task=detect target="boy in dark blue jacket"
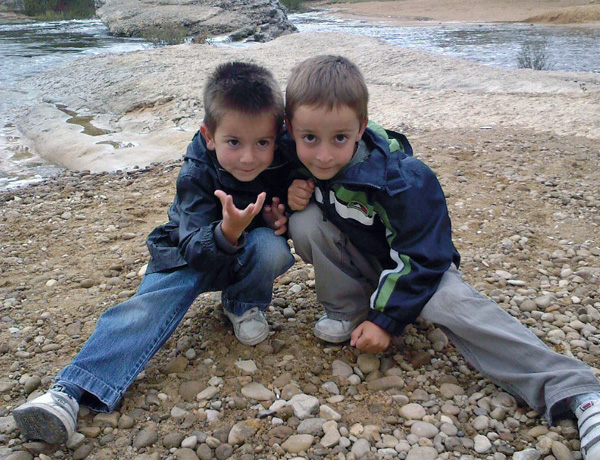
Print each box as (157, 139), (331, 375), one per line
(13, 61), (294, 445)
(285, 55), (600, 459)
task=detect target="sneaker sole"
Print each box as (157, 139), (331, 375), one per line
(313, 327), (352, 344)
(223, 309), (269, 346)
(13, 406), (69, 444)
(237, 328), (269, 346)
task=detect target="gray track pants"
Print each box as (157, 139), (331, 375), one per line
(289, 203), (600, 423)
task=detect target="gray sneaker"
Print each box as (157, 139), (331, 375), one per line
(223, 306), (269, 346)
(314, 314), (367, 343)
(13, 390), (78, 445)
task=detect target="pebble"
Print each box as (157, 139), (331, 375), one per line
(174, 448), (199, 460)
(366, 375), (404, 391)
(400, 403), (426, 420)
(281, 434), (314, 453)
(288, 393), (320, 419)
(133, 429), (158, 448)
(405, 445), (439, 460)
(410, 421), (439, 438)
(241, 382), (275, 401)
(351, 438), (371, 458)
(331, 360), (353, 378)
(228, 419), (260, 445)
(474, 434), (492, 453)
(357, 353), (380, 373)
(513, 449), (542, 460)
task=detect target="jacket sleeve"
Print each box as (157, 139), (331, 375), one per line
(175, 164), (243, 272)
(367, 159), (457, 335)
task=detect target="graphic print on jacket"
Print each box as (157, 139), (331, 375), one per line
(313, 182), (412, 314)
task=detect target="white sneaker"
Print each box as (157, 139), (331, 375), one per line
(223, 306), (269, 346)
(13, 390), (79, 445)
(576, 399), (600, 460)
(314, 313), (367, 343)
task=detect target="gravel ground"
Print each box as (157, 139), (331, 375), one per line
(1, 124), (599, 460)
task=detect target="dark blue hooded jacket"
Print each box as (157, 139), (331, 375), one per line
(145, 130), (289, 275)
(293, 125), (461, 335)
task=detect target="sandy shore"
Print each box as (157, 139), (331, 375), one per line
(319, 0), (600, 25)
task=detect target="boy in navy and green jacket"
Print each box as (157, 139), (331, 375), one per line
(285, 55), (600, 459)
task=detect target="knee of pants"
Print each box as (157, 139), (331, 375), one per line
(289, 204), (328, 259)
(429, 279), (481, 315)
(247, 228), (294, 274)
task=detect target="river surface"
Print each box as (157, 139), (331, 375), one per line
(0, 19), (147, 190)
(1, 13), (599, 191)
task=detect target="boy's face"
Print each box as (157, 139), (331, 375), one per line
(288, 103), (367, 181)
(201, 110), (278, 182)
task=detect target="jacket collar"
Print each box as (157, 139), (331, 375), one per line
(333, 127), (411, 195)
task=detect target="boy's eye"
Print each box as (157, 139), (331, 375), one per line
(334, 134), (348, 143)
(227, 139), (240, 146)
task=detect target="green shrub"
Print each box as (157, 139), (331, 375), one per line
(142, 24), (189, 47)
(517, 41), (552, 71)
(280, 0), (304, 11)
(24, 0), (95, 19)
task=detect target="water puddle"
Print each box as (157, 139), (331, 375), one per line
(56, 104), (114, 136)
(96, 140), (135, 149)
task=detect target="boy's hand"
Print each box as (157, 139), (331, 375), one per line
(215, 190), (266, 246)
(288, 178), (315, 211)
(350, 321), (392, 353)
(262, 197), (288, 236)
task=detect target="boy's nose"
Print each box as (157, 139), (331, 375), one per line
(315, 146), (332, 163)
(239, 148), (254, 163)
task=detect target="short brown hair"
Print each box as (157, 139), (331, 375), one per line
(203, 61), (284, 134)
(285, 55), (368, 126)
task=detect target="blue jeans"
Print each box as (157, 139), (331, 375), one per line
(56, 228), (294, 412)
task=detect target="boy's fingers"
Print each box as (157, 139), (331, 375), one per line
(214, 189), (226, 204)
(350, 323), (364, 346)
(255, 192), (266, 209)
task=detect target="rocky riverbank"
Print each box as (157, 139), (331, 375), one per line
(1, 10), (600, 460)
(1, 121), (599, 459)
(94, 0), (296, 43)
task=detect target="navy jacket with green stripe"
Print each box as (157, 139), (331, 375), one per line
(292, 124), (461, 336)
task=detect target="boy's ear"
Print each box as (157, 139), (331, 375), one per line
(200, 123), (216, 151)
(358, 118), (368, 138)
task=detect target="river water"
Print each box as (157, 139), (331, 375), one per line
(0, 19), (147, 190)
(1, 13), (599, 191)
